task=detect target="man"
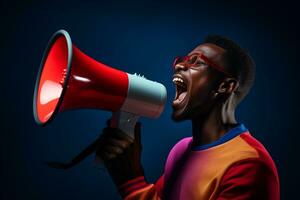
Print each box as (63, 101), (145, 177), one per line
(96, 35), (280, 200)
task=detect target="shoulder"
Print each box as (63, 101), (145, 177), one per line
(167, 137), (193, 160)
(238, 133), (278, 173)
(164, 137), (192, 178)
(171, 137), (193, 152)
(219, 132), (278, 173)
(217, 133), (280, 200)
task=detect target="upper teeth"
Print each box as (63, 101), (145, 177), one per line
(173, 77), (184, 84)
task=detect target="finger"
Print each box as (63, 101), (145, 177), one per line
(97, 145), (124, 157)
(98, 133), (133, 149)
(101, 130), (134, 146)
(101, 151), (116, 160)
(97, 148), (118, 160)
(108, 138), (132, 149)
(103, 128), (134, 143)
(106, 145), (124, 155)
(115, 130), (134, 143)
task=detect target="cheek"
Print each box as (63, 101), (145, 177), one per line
(190, 72), (210, 96)
(188, 72), (217, 106)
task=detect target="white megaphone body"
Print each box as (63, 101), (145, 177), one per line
(33, 30), (167, 138)
(33, 30), (167, 169)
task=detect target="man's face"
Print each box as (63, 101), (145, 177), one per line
(171, 43), (228, 121)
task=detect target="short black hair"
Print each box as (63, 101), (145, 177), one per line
(204, 35), (256, 106)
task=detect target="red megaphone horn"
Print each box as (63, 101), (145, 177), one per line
(33, 30), (167, 131)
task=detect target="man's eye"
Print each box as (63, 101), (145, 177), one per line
(188, 56), (198, 64)
(196, 60), (207, 66)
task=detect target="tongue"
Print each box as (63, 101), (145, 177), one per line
(178, 91), (187, 101)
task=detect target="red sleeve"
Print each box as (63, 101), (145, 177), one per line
(118, 175), (164, 200)
(217, 159), (280, 200)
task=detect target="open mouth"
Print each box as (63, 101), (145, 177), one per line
(172, 75), (188, 105)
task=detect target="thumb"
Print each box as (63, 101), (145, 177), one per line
(134, 122), (142, 145)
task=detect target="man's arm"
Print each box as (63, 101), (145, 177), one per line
(118, 175), (164, 200)
(217, 159), (280, 200)
(96, 122), (164, 199)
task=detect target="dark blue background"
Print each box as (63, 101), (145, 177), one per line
(1, 0), (299, 199)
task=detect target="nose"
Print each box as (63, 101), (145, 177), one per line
(174, 63), (188, 72)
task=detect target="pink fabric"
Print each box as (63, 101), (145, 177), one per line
(164, 137), (192, 183)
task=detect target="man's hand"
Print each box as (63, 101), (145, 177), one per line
(96, 121), (144, 186)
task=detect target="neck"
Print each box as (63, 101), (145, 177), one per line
(191, 102), (237, 147)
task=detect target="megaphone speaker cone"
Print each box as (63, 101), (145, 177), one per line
(33, 30), (130, 126)
(33, 30), (73, 125)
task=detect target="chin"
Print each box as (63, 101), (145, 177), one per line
(171, 108), (190, 122)
(171, 114), (183, 122)
(172, 102), (209, 122)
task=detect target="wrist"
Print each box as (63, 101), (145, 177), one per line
(118, 176), (148, 198)
(108, 166), (144, 186)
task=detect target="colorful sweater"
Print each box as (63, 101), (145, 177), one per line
(118, 124), (280, 200)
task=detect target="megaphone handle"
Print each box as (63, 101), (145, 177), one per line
(111, 111), (140, 139)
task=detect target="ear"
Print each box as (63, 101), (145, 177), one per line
(217, 78), (239, 95)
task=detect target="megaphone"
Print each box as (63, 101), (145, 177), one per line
(33, 30), (167, 169)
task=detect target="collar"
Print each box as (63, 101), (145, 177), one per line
(192, 124), (248, 151)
